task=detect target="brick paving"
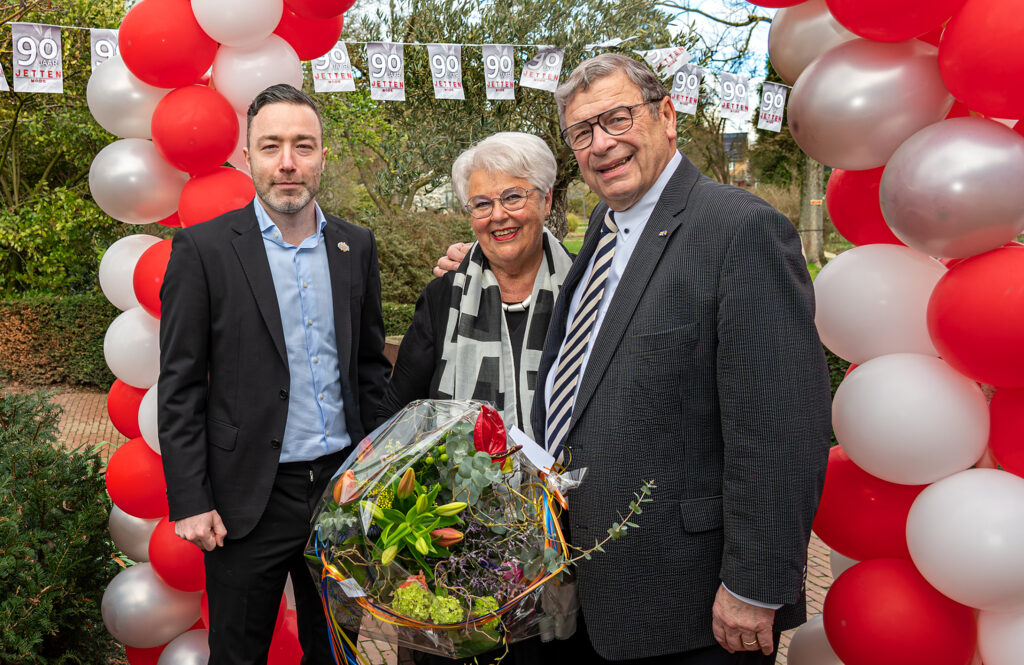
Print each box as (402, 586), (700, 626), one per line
(8, 382), (833, 663)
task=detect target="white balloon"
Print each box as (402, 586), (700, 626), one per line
(227, 112), (250, 174)
(908, 469), (1024, 612)
(101, 563), (202, 649)
(814, 244), (945, 364)
(212, 35), (303, 114)
(99, 234), (162, 311)
(829, 549), (858, 580)
(104, 308), (161, 389)
(108, 505), (160, 562)
(192, 0), (282, 48)
(157, 629), (210, 665)
(89, 139), (188, 225)
(87, 54), (170, 139)
(832, 353), (989, 485)
(978, 609), (1024, 665)
(768, 0), (857, 86)
(139, 385), (160, 455)
(786, 615), (845, 665)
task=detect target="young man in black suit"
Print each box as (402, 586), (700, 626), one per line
(158, 84), (391, 664)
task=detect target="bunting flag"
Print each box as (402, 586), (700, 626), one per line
(757, 81), (789, 133)
(637, 46), (689, 80)
(482, 44), (515, 101)
(12, 23), (63, 93)
(520, 46), (563, 92)
(718, 72), (750, 122)
(312, 42), (356, 93)
(366, 42), (406, 101)
(670, 63), (702, 116)
(426, 44), (464, 100)
(584, 37), (636, 51)
(90, 28), (119, 71)
(0, 63), (9, 92)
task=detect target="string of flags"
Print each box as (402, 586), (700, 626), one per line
(0, 21), (791, 133)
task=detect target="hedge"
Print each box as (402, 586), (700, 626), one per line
(0, 294), (416, 389)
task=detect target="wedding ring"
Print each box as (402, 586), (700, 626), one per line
(743, 640), (758, 646)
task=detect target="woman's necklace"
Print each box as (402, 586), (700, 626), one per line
(502, 294), (532, 313)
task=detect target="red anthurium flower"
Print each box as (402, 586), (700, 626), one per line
(473, 404), (508, 463)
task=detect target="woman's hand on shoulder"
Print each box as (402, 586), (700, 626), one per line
(432, 242), (472, 277)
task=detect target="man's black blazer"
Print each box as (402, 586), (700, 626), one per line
(158, 202), (391, 539)
(531, 157), (832, 660)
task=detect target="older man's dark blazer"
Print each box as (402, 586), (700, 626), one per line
(158, 202), (391, 539)
(531, 157), (832, 660)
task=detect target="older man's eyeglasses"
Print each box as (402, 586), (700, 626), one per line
(465, 187), (539, 219)
(560, 100), (660, 151)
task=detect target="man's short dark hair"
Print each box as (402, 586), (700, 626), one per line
(246, 84), (324, 145)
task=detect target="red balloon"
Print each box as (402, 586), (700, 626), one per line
(152, 86), (239, 175)
(826, 0), (966, 42)
(917, 25), (945, 46)
(1015, 119), (1024, 139)
(107, 379), (146, 439)
(268, 609), (303, 665)
(274, 8), (344, 61)
(939, 0), (1024, 118)
(133, 239), (173, 319)
(149, 517), (206, 592)
(119, 0), (218, 89)
(284, 0), (354, 19)
(946, 99), (972, 119)
(988, 388), (1024, 478)
(157, 211), (182, 228)
(125, 643), (167, 665)
(106, 437), (169, 519)
(813, 446), (927, 560)
(927, 246), (1024, 387)
(178, 167), (255, 227)
(823, 559), (976, 665)
(844, 363), (859, 378)
(826, 167), (905, 246)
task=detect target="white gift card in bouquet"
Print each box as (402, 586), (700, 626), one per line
(307, 400), (585, 660)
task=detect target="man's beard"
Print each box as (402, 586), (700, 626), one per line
(257, 180), (319, 215)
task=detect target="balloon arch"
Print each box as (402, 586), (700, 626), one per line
(93, 0), (1024, 664)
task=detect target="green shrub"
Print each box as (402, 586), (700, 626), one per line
(0, 391), (120, 664)
(565, 213), (581, 234)
(0, 188), (130, 298)
(0, 294), (117, 388)
(383, 302), (415, 337)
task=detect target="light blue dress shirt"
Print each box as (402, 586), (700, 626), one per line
(254, 198), (350, 463)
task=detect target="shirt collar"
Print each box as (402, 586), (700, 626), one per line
(612, 151), (683, 229)
(253, 196), (327, 240)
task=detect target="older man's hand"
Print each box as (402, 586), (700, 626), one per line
(711, 585), (775, 656)
(432, 242), (472, 277)
(174, 509), (227, 551)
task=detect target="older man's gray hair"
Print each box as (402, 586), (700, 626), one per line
(553, 53), (668, 127)
(450, 132), (557, 206)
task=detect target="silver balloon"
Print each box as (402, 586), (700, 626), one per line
(786, 616), (844, 665)
(829, 549), (858, 580)
(880, 117), (1024, 258)
(157, 629), (210, 665)
(788, 39), (954, 170)
(102, 563), (202, 648)
(769, 0), (857, 85)
(109, 505), (160, 562)
(89, 138), (188, 225)
(87, 54), (170, 139)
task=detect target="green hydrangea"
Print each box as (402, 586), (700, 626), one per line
(429, 595), (464, 624)
(392, 584), (432, 621)
(472, 596), (500, 628)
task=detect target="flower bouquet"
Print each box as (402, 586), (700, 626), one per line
(307, 399), (581, 661)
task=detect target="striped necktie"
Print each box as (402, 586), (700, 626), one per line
(546, 210), (618, 457)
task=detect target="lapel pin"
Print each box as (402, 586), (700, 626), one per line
(337, 241), (350, 252)
(658, 230), (668, 237)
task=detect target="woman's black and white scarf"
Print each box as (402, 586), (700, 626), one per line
(434, 228), (573, 440)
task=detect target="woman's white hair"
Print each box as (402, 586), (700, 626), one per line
(451, 132), (557, 206)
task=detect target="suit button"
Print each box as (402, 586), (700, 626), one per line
(270, 439), (281, 448)
(279, 390), (288, 400)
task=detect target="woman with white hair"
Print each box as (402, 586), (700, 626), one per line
(378, 132), (573, 442)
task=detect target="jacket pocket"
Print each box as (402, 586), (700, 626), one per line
(207, 418), (239, 451)
(680, 495), (723, 533)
